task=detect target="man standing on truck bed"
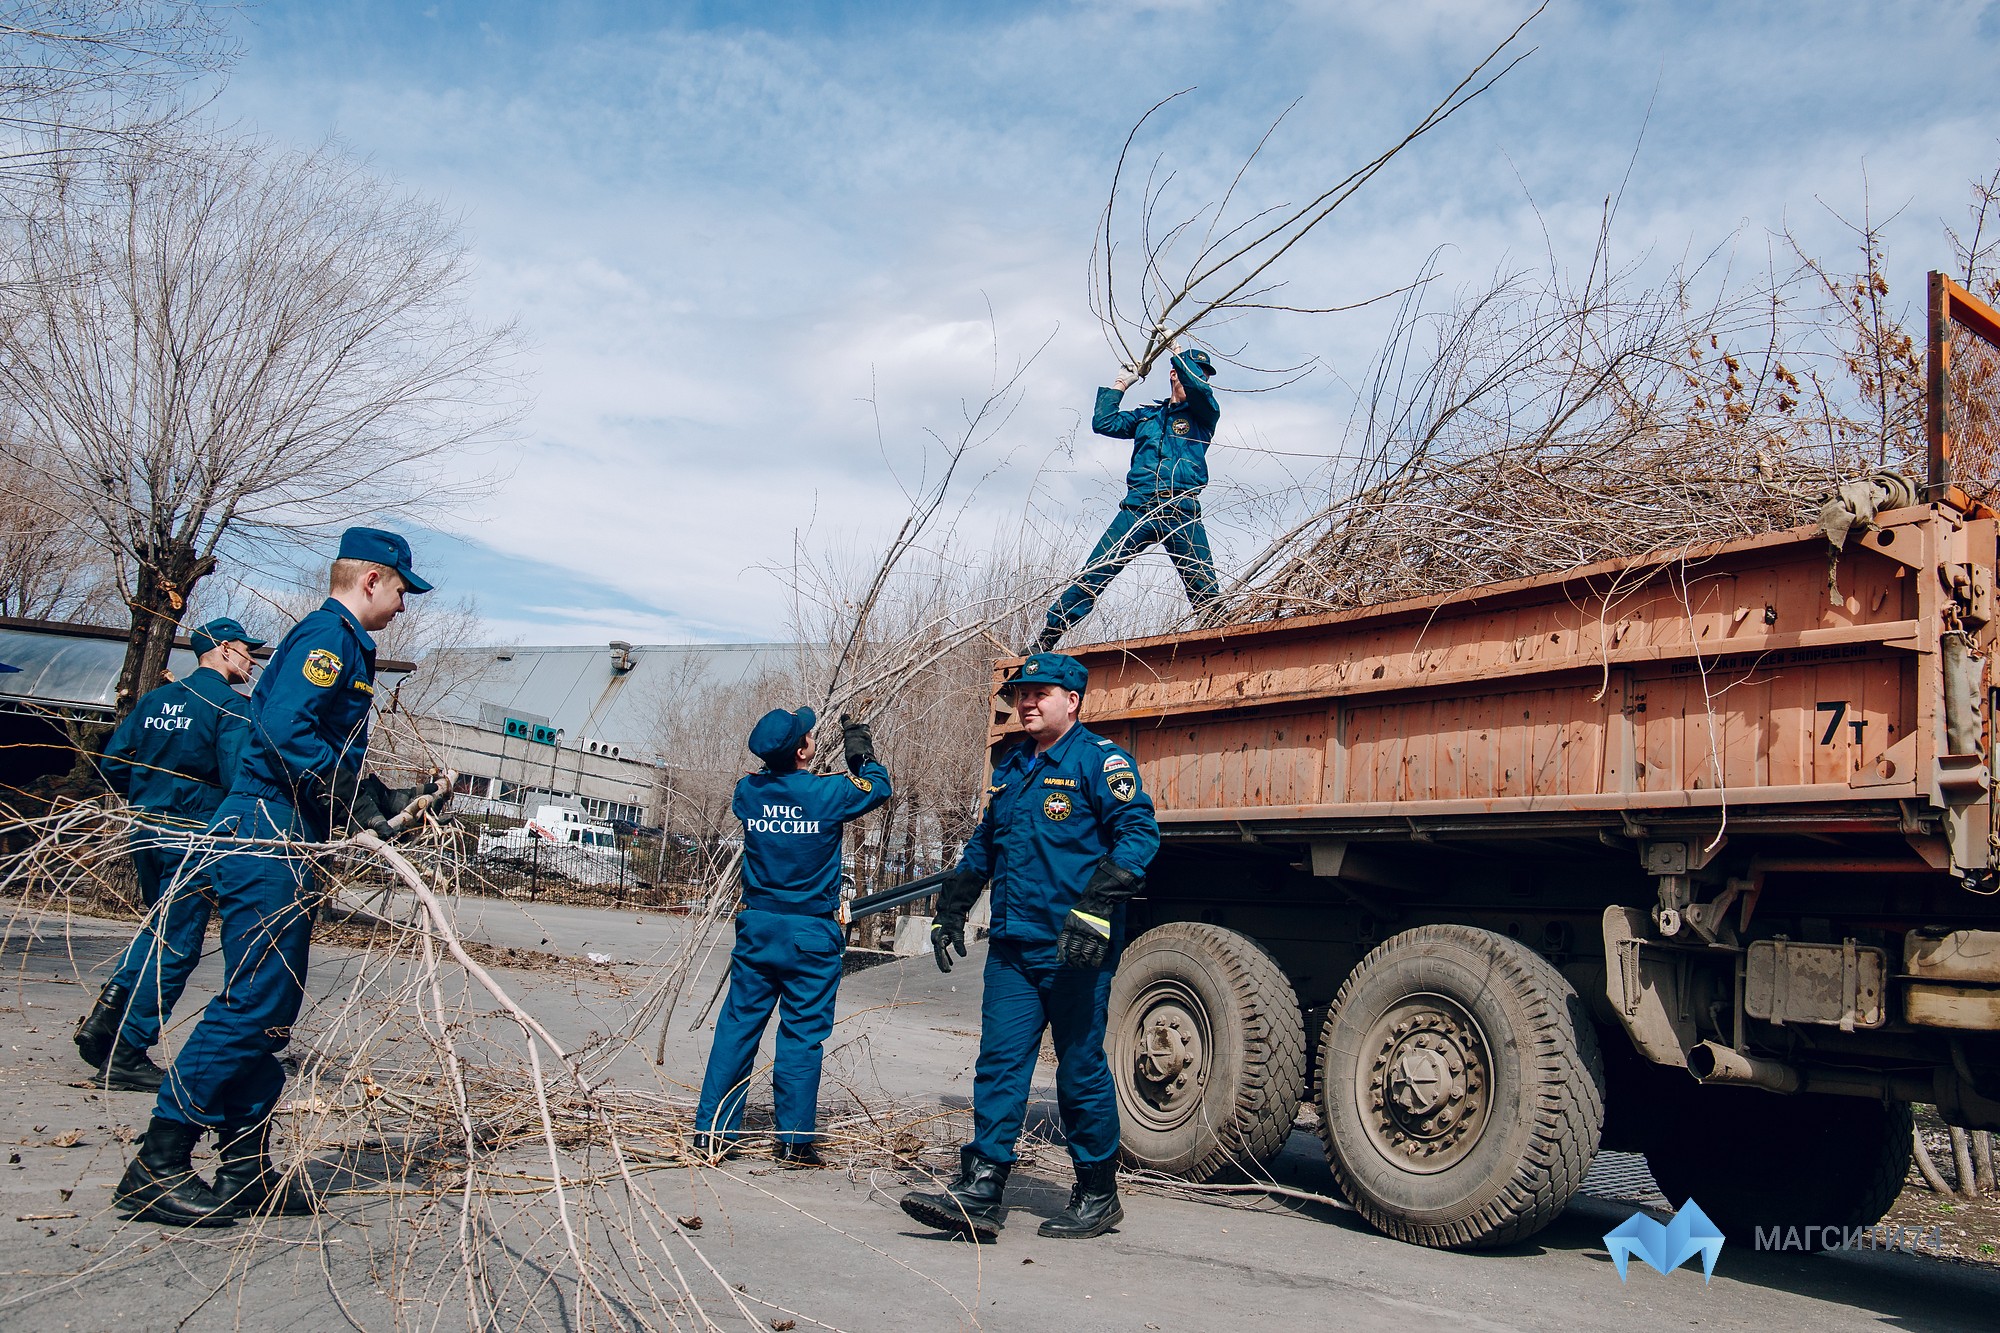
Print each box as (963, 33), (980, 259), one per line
(901, 652), (1158, 1241)
(75, 616), (265, 1092)
(694, 708), (891, 1166)
(1033, 339), (1221, 653)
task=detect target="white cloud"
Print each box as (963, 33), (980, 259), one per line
(219, 1), (2000, 642)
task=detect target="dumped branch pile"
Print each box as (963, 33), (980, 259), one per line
(1219, 252), (1868, 620)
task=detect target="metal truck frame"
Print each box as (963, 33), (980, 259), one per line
(985, 273), (2000, 1250)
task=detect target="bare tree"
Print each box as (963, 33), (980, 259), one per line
(0, 427), (118, 620)
(1089, 6), (1543, 383)
(0, 130), (522, 718)
(0, 2), (236, 178)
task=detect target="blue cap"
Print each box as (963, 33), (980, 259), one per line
(189, 616), (266, 657)
(1002, 652), (1087, 696)
(1176, 347), (1217, 381)
(337, 526), (433, 594)
(747, 706), (816, 761)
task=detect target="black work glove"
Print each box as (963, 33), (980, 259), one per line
(838, 714), (877, 774)
(333, 771), (437, 840)
(929, 868), (985, 973)
(374, 777), (442, 832)
(1057, 860), (1141, 970)
(329, 767), (385, 836)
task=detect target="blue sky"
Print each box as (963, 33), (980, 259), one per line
(215, 1), (2000, 644)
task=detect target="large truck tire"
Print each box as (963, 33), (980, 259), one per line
(1643, 1087), (1911, 1247)
(1316, 924), (1605, 1249)
(1108, 922), (1307, 1181)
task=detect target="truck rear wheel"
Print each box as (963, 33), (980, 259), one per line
(1643, 1087), (1911, 1247)
(1317, 924), (1604, 1248)
(1108, 922), (1306, 1181)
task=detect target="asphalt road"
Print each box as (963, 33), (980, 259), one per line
(0, 896), (1993, 1332)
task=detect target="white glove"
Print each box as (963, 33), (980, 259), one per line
(1111, 366), (1141, 392)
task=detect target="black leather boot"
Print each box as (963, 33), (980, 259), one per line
(691, 1130), (738, 1163)
(74, 983), (130, 1069)
(774, 1139), (824, 1169)
(100, 1038), (165, 1092)
(899, 1146), (1010, 1242)
(212, 1119), (317, 1218)
(113, 1116), (234, 1228)
(1038, 1157), (1123, 1238)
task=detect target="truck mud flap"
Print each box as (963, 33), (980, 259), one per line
(1602, 906), (1691, 1067)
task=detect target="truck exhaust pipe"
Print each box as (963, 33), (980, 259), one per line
(1686, 1041), (1801, 1094)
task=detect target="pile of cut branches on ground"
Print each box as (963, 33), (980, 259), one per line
(0, 798), (1000, 1329)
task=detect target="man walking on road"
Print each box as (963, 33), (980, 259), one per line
(1035, 342), (1222, 653)
(901, 652), (1158, 1241)
(695, 709), (891, 1166)
(112, 528), (439, 1228)
(75, 617), (264, 1091)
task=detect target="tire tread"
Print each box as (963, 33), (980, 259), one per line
(1118, 922), (1308, 1183)
(1316, 924), (1604, 1249)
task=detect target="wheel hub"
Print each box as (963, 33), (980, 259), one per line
(1357, 996), (1490, 1175)
(1119, 990), (1209, 1131)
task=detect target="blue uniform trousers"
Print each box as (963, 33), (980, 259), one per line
(694, 910), (845, 1146)
(109, 831), (216, 1052)
(1045, 501), (1218, 637)
(968, 938), (1121, 1166)
(156, 795), (317, 1130)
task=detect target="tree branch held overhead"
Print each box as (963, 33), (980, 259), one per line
(1088, 5), (1544, 383)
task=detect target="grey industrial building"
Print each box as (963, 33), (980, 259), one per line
(424, 641), (798, 828)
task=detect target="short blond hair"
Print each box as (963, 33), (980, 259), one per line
(329, 557), (400, 594)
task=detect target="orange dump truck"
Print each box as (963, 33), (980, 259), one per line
(994, 276), (2000, 1253)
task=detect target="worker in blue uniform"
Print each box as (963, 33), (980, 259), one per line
(113, 528), (438, 1228)
(74, 616), (264, 1092)
(694, 707), (891, 1167)
(1035, 343), (1222, 653)
(901, 652), (1158, 1242)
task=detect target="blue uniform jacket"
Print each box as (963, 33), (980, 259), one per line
(1093, 349), (1221, 506)
(230, 598), (378, 836)
(100, 667), (250, 828)
(953, 723), (1159, 946)
(733, 760), (892, 915)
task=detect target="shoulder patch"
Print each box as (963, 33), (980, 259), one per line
(1102, 753), (1131, 773)
(847, 773), (872, 792)
(302, 648), (341, 688)
(1108, 771), (1138, 803)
